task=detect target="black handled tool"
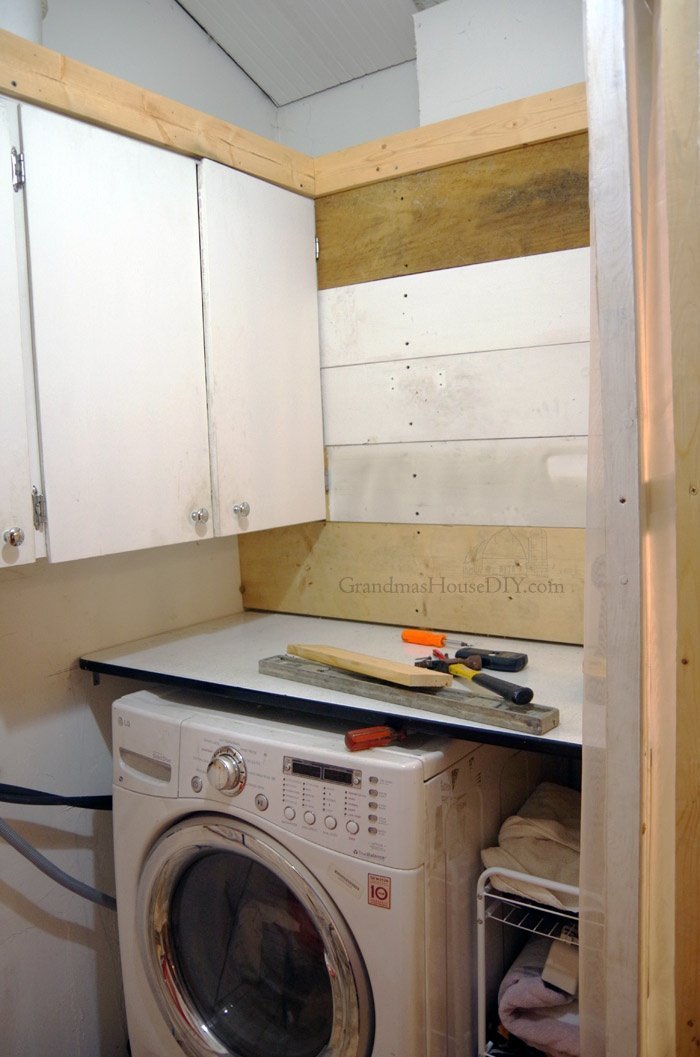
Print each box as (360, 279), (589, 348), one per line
(415, 656), (534, 705)
(400, 629), (527, 671)
(454, 646), (528, 672)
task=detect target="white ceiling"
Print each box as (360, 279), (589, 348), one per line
(176, 0), (445, 107)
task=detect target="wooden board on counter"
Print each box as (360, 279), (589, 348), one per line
(239, 521), (585, 644)
(315, 132), (589, 289)
(260, 653), (560, 736)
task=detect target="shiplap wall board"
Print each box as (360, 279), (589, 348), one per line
(321, 343), (589, 446)
(327, 438), (588, 527)
(319, 248), (590, 530)
(319, 248), (591, 367)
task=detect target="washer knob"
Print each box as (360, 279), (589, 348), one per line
(207, 747), (246, 795)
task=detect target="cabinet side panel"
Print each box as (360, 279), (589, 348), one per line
(0, 98), (35, 567)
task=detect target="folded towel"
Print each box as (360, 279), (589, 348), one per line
(482, 782), (580, 909)
(498, 937), (580, 1057)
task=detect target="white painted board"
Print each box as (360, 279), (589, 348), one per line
(198, 159), (326, 537)
(20, 105), (213, 563)
(327, 437), (588, 527)
(0, 99), (35, 568)
(322, 343), (589, 445)
(319, 249), (590, 368)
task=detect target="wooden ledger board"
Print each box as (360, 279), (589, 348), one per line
(259, 654), (559, 736)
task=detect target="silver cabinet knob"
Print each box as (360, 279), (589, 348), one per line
(190, 508), (210, 524)
(207, 747), (246, 796)
(233, 502), (250, 518)
(3, 527), (25, 547)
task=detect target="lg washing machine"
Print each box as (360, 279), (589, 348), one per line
(112, 688), (546, 1057)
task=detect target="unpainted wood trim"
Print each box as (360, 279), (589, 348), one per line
(585, 0), (643, 1051)
(0, 29), (316, 194)
(660, 0), (700, 1048)
(0, 30), (588, 202)
(313, 82), (588, 196)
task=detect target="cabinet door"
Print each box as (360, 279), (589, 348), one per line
(20, 106), (213, 563)
(199, 160), (326, 536)
(0, 99), (36, 568)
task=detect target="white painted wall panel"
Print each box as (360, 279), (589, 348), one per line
(322, 343), (589, 446)
(414, 0), (584, 125)
(41, 0), (277, 138)
(328, 438), (587, 527)
(276, 62), (419, 155)
(319, 249), (590, 368)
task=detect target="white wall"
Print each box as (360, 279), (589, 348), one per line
(277, 61), (419, 155)
(41, 0), (277, 138)
(414, 0), (584, 124)
(0, 540), (241, 1056)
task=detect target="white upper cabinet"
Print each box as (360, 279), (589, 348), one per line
(198, 159), (326, 536)
(20, 105), (213, 563)
(0, 99), (37, 569)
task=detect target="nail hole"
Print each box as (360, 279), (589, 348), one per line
(619, 496), (627, 503)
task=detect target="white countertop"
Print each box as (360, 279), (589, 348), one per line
(81, 611), (582, 752)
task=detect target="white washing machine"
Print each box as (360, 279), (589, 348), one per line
(112, 688), (547, 1057)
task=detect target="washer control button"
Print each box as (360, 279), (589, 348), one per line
(255, 794), (269, 811)
(283, 805), (296, 821)
(303, 811), (316, 826)
(346, 819), (360, 835)
(368, 826), (378, 835)
(368, 814), (378, 822)
(324, 815), (337, 830)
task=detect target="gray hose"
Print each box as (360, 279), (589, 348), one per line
(0, 817), (117, 911)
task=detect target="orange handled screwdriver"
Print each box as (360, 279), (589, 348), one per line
(401, 628), (528, 672)
(344, 726), (407, 752)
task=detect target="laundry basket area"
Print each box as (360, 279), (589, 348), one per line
(475, 782), (586, 1057)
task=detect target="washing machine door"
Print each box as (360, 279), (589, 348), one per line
(137, 815), (374, 1057)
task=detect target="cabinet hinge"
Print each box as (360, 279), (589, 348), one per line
(11, 147), (25, 191)
(315, 236), (320, 261)
(32, 486), (47, 530)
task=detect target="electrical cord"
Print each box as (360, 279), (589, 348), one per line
(0, 783), (116, 911)
(0, 782), (112, 811)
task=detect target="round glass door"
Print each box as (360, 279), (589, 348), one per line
(137, 815), (374, 1057)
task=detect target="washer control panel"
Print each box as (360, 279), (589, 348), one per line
(179, 718), (428, 869)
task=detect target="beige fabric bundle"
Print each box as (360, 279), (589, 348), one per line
(481, 782), (581, 909)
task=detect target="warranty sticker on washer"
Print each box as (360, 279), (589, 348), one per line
(368, 874), (391, 909)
